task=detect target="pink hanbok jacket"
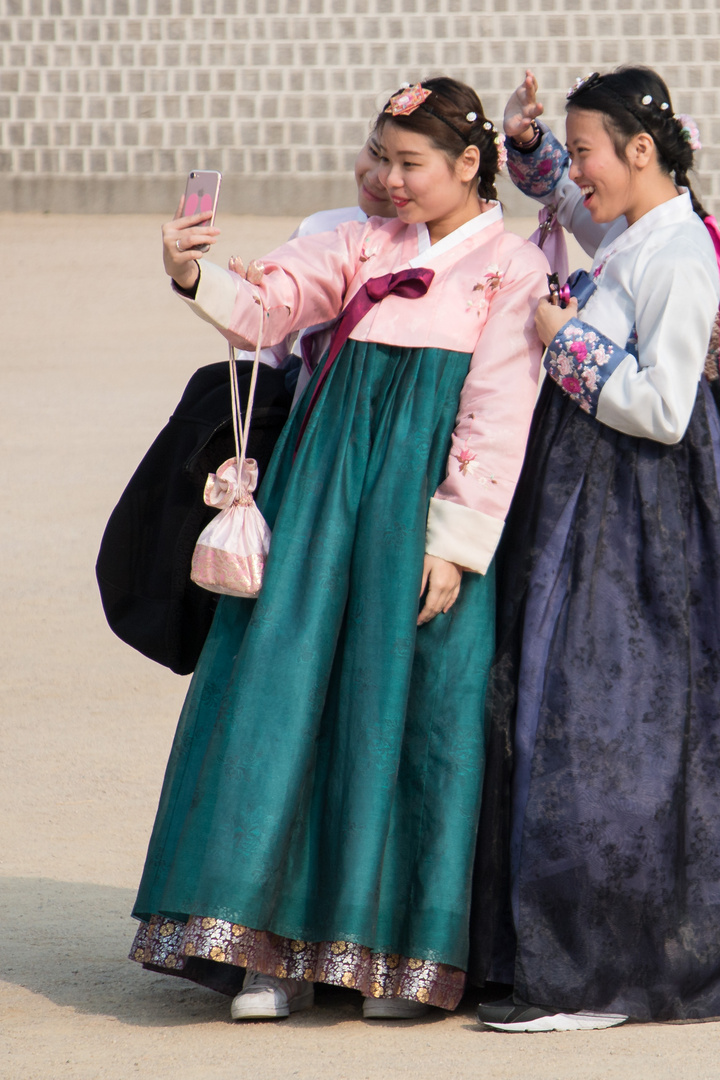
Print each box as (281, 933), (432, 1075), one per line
(178, 205), (549, 574)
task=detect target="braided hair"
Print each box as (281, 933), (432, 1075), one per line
(376, 76), (501, 203)
(566, 67), (708, 219)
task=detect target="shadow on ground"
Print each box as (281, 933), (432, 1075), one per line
(2, 876), (482, 1029)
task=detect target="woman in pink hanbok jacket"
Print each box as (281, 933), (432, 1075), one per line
(130, 77), (549, 1023)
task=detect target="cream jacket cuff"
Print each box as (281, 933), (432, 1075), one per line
(176, 261), (239, 334)
(425, 497), (504, 575)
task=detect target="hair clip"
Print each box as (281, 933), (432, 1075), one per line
(567, 72), (601, 99)
(466, 111), (477, 122)
(675, 113), (702, 151)
(385, 83), (432, 116)
(641, 95), (652, 105)
(660, 102), (670, 111)
(483, 120), (493, 130)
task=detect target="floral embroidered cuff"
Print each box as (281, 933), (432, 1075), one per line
(506, 123), (567, 199)
(544, 318), (626, 416)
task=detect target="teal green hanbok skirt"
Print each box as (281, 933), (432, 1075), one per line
(131, 340), (495, 1009)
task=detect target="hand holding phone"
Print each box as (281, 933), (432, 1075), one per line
(183, 170), (222, 252)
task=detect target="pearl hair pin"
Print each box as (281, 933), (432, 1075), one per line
(641, 93), (670, 111)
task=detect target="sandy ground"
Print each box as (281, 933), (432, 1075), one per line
(2, 211), (718, 1080)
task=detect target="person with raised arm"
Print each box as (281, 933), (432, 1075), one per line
(473, 68), (720, 1033)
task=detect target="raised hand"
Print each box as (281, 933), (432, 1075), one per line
(503, 69), (544, 142)
(161, 195), (220, 290)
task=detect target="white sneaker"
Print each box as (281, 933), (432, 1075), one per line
(230, 970), (314, 1020)
(362, 996), (431, 1019)
(477, 996), (627, 1032)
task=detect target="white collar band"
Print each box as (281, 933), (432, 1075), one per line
(410, 202), (503, 267)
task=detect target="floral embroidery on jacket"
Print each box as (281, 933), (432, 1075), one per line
(591, 245), (618, 285)
(452, 442), (498, 484)
(466, 296), (487, 315)
(506, 133), (566, 198)
(466, 265), (504, 315)
(359, 239), (378, 262)
(484, 264), (504, 291)
(545, 319), (616, 414)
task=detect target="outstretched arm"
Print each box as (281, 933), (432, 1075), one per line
(503, 70), (611, 258)
(168, 218), (374, 352)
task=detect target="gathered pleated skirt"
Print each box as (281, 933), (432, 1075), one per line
(131, 339), (496, 1009)
(470, 376), (720, 1021)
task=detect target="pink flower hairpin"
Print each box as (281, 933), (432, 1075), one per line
(675, 114), (702, 152)
(495, 132), (507, 172)
(385, 83), (432, 117)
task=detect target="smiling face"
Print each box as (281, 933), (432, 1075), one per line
(566, 108), (641, 224)
(354, 135), (397, 218)
(375, 121), (482, 243)
(565, 106), (677, 227)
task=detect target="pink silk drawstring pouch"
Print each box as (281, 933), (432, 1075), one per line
(191, 300), (271, 598)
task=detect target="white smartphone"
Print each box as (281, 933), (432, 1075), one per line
(183, 169), (222, 252)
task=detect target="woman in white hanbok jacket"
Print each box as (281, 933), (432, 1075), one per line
(474, 67), (720, 1032)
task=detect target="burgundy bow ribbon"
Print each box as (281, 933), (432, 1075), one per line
(296, 266), (435, 450)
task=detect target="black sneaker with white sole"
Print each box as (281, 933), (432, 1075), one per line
(477, 996), (628, 1033)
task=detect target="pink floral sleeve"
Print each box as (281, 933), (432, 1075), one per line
(506, 125), (567, 199)
(544, 317), (625, 415)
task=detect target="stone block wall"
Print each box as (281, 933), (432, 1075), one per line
(1, 0), (719, 215)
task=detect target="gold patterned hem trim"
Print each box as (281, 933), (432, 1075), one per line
(130, 914), (466, 1010)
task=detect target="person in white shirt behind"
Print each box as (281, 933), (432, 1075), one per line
(229, 133), (396, 402)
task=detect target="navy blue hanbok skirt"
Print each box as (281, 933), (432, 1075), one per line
(470, 375), (720, 1022)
